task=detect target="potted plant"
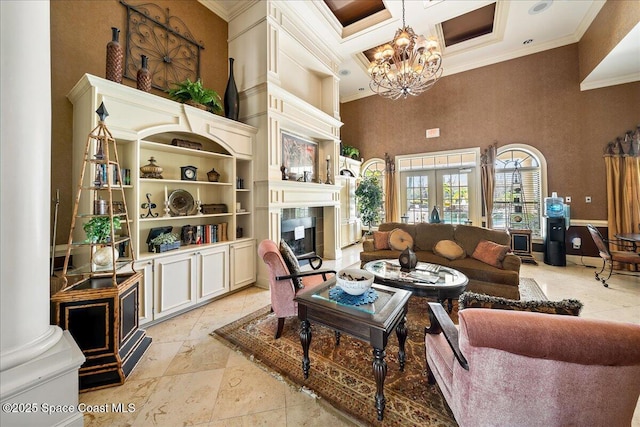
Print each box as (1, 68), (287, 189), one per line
(355, 174), (383, 234)
(167, 78), (223, 114)
(341, 144), (360, 160)
(150, 232), (181, 253)
(83, 217), (122, 266)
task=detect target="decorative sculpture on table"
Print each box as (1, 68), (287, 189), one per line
(399, 247), (417, 271)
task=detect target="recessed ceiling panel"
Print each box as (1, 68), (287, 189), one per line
(441, 3), (496, 47)
(323, 0), (386, 27)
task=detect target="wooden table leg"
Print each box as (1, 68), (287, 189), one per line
(300, 319), (311, 379)
(372, 347), (387, 421)
(396, 315), (407, 372)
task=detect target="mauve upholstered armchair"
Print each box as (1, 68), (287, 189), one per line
(258, 239), (335, 338)
(424, 302), (640, 427)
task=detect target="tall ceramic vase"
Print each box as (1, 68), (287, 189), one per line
(137, 54), (151, 92)
(106, 27), (123, 83)
(224, 58), (239, 121)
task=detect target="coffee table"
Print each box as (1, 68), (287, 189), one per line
(363, 259), (469, 313)
(294, 277), (411, 421)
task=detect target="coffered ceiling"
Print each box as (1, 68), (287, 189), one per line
(201, 0), (639, 103)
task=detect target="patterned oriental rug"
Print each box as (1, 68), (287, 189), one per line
(212, 278), (545, 426)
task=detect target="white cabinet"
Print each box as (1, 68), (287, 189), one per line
(154, 251), (197, 320)
(197, 245), (229, 301)
(68, 74), (259, 324)
(134, 260), (154, 326)
(231, 240), (256, 290)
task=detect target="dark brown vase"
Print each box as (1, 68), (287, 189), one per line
(224, 58), (239, 121)
(106, 27), (123, 83)
(399, 247), (417, 271)
(137, 54), (151, 92)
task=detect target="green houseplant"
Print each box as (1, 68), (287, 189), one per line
(83, 217), (122, 266)
(167, 78), (223, 114)
(83, 216), (122, 244)
(150, 232), (180, 253)
(341, 144), (360, 159)
(355, 174), (383, 234)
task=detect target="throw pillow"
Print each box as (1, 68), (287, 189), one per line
(459, 292), (583, 316)
(373, 231), (390, 250)
(388, 228), (414, 251)
(279, 240), (304, 289)
(472, 240), (510, 269)
(433, 240), (466, 260)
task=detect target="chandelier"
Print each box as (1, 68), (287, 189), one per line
(368, 0), (443, 99)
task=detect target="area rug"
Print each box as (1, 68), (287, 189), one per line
(212, 278), (545, 426)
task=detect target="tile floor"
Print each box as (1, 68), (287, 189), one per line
(80, 244), (640, 426)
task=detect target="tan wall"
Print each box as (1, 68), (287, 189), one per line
(579, 0), (640, 82)
(340, 44), (640, 221)
(51, 0), (227, 244)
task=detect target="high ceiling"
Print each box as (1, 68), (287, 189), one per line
(201, 0), (639, 103)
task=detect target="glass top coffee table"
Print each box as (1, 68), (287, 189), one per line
(363, 259), (469, 312)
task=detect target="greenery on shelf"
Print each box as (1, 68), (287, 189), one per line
(150, 233), (180, 246)
(167, 78), (223, 114)
(83, 217), (122, 244)
(341, 144), (360, 159)
(355, 174), (383, 233)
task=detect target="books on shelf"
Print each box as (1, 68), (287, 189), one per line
(181, 222), (228, 248)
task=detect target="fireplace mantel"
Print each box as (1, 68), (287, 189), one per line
(266, 180), (339, 208)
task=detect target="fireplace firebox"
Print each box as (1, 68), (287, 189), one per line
(281, 217), (317, 264)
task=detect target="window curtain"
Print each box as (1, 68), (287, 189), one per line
(604, 128), (640, 254)
(384, 153), (397, 223)
(481, 143), (497, 228)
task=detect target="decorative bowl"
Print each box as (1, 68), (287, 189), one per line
(336, 268), (374, 296)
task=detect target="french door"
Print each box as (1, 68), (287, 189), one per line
(400, 168), (475, 224)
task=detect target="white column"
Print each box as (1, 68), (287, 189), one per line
(1, 2), (84, 426)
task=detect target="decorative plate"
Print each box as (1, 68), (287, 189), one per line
(168, 189), (195, 216)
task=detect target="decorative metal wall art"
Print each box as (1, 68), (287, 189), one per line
(120, 1), (204, 91)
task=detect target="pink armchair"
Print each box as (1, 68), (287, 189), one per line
(425, 302), (640, 426)
(258, 239), (335, 338)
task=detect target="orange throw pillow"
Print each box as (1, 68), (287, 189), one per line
(373, 231), (390, 250)
(472, 240), (510, 269)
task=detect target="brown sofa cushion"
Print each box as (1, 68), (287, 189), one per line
(433, 240), (466, 260)
(414, 223), (454, 251)
(472, 240), (510, 268)
(373, 231), (390, 250)
(459, 292), (583, 316)
(388, 228), (413, 251)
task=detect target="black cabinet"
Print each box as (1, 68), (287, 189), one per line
(51, 272), (151, 391)
(544, 217), (566, 266)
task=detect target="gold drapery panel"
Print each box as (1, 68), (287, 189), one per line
(481, 143), (497, 229)
(385, 153), (397, 223)
(604, 127), (640, 260)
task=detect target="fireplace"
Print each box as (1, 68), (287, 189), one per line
(281, 217), (317, 263)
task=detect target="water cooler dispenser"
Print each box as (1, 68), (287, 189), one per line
(543, 193), (566, 266)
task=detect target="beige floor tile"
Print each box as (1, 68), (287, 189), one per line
(164, 336), (232, 376)
(207, 408), (286, 427)
(80, 377), (160, 427)
(131, 369), (225, 426)
(126, 341), (183, 380)
(145, 308), (204, 343)
(211, 363), (286, 420)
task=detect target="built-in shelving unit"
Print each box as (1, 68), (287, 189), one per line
(67, 74), (258, 325)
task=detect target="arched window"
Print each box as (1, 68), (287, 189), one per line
(361, 158), (386, 225)
(492, 145), (547, 237)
